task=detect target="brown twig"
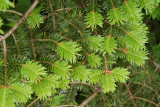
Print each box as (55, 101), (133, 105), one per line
(0, 9), (22, 16)
(110, 0), (114, 7)
(54, 105), (77, 107)
(100, 91), (107, 107)
(27, 98), (39, 107)
(149, 59), (160, 73)
(109, 25), (112, 36)
(72, 82), (98, 90)
(103, 52), (108, 71)
(93, 0), (95, 11)
(78, 89), (101, 107)
(48, 0), (56, 32)
(12, 33), (21, 55)
(132, 82), (155, 92)
(124, 83), (137, 107)
(34, 39), (57, 44)
(66, 83), (74, 104)
(134, 97), (158, 106)
(3, 39), (7, 84)
(55, 8), (71, 12)
(0, 0), (39, 41)
(31, 39), (37, 60)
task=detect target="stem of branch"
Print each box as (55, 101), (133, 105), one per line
(78, 89), (101, 107)
(27, 98), (39, 107)
(0, 9), (22, 16)
(48, 0), (56, 32)
(134, 97), (158, 106)
(103, 52), (108, 71)
(12, 33), (21, 55)
(3, 39), (7, 84)
(0, 0), (39, 41)
(124, 83), (137, 107)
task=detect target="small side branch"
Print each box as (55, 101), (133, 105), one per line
(0, 9), (22, 16)
(27, 98), (39, 107)
(0, 0), (39, 41)
(48, 0), (56, 32)
(12, 33), (21, 55)
(134, 97), (158, 106)
(124, 83), (137, 107)
(3, 39), (7, 84)
(31, 39), (37, 60)
(78, 89), (101, 107)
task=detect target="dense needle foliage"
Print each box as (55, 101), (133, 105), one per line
(0, 0), (160, 106)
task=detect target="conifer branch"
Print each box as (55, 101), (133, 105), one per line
(27, 98), (39, 107)
(12, 33), (21, 55)
(103, 52), (108, 71)
(54, 105), (77, 107)
(79, 89), (101, 107)
(54, 13), (84, 40)
(124, 83), (137, 107)
(48, 0), (56, 32)
(134, 97), (158, 106)
(2, 39), (7, 84)
(0, 9), (22, 16)
(72, 82), (98, 89)
(34, 39), (57, 44)
(31, 39), (37, 60)
(100, 92), (107, 107)
(93, 0), (95, 11)
(0, 0), (39, 41)
(110, 0), (114, 7)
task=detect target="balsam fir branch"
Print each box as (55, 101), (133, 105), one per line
(0, 0), (156, 106)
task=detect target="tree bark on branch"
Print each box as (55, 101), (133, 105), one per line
(0, 0), (39, 41)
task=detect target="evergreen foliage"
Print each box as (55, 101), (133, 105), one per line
(0, 0), (14, 10)
(85, 11), (104, 30)
(21, 61), (47, 83)
(56, 41), (81, 63)
(87, 53), (102, 68)
(0, 0), (159, 106)
(101, 36), (117, 55)
(85, 35), (103, 51)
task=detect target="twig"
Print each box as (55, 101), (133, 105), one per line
(54, 105), (77, 107)
(100, 91), (107, 107)
(27, 98), (39, 107)
(124, 83), (137, 107)
(12, 33), (21, 55)
(120, 98), (130, 107)
(0, 9), (22, 16)
(78, 89), (101, 107)
(151, 64), (160, 80)
(55, 8), (71, 12)
(149, 59), (160, 73)
(134, 97), (158, 106)
(66, 83), (74, 104)
(109, 25), (112, 36)
(34, 39), (57, 44)
(93, 0), (95, 11)
(31, 39), (37, 60)
(44, 96), (50, 107)
(103, 52), (108, 71)
(0, 0), (39, 41)
(152, 88), (160, 101)
(72, 82), (97, 90)
(3, 39), (7, 84)
(110, 0), (114, 7)
(48, 0), (56, 32)
(54, 13), (84, 40)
